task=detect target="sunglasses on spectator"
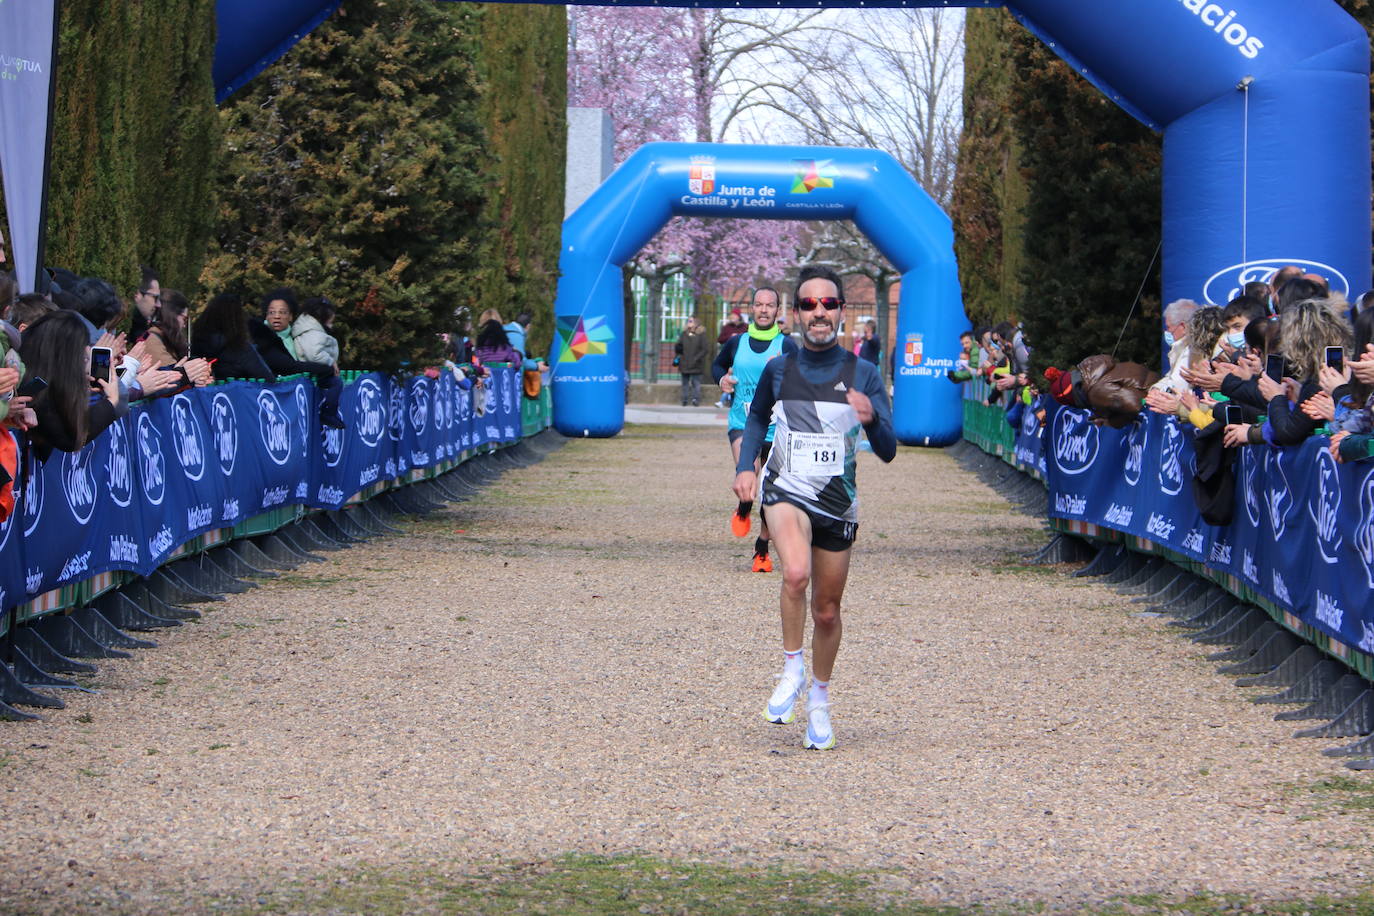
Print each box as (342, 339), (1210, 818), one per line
(796, 297), (845, 312)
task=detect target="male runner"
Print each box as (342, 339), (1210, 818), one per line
(712, 286), (798, 572)
(733, 264), (896, 749)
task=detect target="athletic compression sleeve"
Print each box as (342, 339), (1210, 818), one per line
(712, 335), (741, 384)
(736, 359), (782, 473)
(855, 360), (897, 462)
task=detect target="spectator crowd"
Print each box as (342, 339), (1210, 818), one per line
(950, 265), (1374, 525)
(0, 262), (544, 522)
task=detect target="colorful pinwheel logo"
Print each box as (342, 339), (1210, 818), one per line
(557, 315), (615, 362)
(791, 159), (837, 194)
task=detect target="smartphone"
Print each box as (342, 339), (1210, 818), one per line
(15, 376), (46, 398)
(90, 346), (113, 383)
(1264, 353), (1285, 382)
(1223, 404), (1245, 426)
(1326, 346), (1345, 374)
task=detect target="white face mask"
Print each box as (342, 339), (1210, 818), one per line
(1226, 331), (1246, 349)
(1163, 331), (1176, 349)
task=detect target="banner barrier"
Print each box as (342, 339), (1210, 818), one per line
(0, 367), (536, 618)
(975, 392), (1374, 668)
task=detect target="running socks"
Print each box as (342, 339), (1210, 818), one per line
(783, 648), (804, 680)
(753, 536), (769, 558)
(732, 500), (754, 537)
(809, 679), (829, 707)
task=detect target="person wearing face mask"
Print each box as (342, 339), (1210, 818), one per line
(1150, 299), (1198, 394)
(1219, 295), (1268, 358)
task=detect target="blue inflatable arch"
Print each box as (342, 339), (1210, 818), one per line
(213, 0), (1372, 439)
(552, 142), (963, 443)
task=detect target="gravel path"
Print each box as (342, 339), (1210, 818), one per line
(0, 425), (1371, 913)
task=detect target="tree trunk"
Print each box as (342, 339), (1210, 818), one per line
(874, 274), (892, 384)
(643, 273), (667, 383)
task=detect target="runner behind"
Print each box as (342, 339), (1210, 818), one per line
(713, 287), (798, 572)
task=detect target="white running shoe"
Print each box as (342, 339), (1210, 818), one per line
(803, 699), (835, 750)
(764, 671), (806, 724)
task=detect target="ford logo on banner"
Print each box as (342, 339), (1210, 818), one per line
(62, 447), (97, 525)
(1265, 449), (1292, 538)
(106, 420), (134, 508)
(1312, 449), (1343, 563)
(293, 384), (311, 453)
(212, 393), (238, 476)
(483, 382), (498, 417)
(500, 371), (514, 414)
(22, 457), (43, 537)
(1123, 420), (1148, 487)
(1202, 258), (1350, 305)
(436, 381), (452, 431)
(1158, 420), (1185, 495)
(458, 383), (471, 422)
(1052, 409), (1098, 475)
(322, 426), (343, 468)
(171, 395), (206, 481)
(409, 380), (430, 435)
(257, 390), (292, 466)
(388, 384), (404, 442)
(1242, 448), (1261, 527)
(1357, 468), (1374, 588)
(356, 378), (385, 447)
(137, 412), (167, 506)
(1019, 400), (1038, 437)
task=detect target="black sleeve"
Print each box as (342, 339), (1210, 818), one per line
(1219, 373), (1268, 410)
(1266, 382), (1321, 446)
(31, 397), (120, 456)
(854, 360), (897, 462)
(735, 360), (781, 473)
(712, 335), (741, 384)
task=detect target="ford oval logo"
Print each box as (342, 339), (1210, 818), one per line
(1357, 469), (1374, 588)
(211, 393), (238, 476)
(257, 391), (292, 466)
(356, 378), (385, 447)
(137, 412), (166, 506)
(388, 384), (404, 441)
(62, 445), (98, 524)
(409, 380), (430, 436)
(106, 420), (133, 508)
(171, 395), (206, 481)
(1158, 420), (1185, 496)
(1312, 449), (1343, 563)
(22, 454), (43, 537)
(321, 425), (344, 468)
(1203, 258), (1349, 305)
(1265, 449), (1291, 539)
(1123, 420), (1148, 487)
(1051, 408), (1098, 475)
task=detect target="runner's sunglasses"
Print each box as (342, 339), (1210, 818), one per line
(796, 297), (845, 311)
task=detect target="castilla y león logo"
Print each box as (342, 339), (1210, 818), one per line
(557, 315), (614, 362)
(791, 159), (836, 194)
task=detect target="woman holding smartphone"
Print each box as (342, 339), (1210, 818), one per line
(19, 310), (125, 462)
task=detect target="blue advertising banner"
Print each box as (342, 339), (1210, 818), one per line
(1036, 405), (1374, 659)
(1, 372), (525, 611)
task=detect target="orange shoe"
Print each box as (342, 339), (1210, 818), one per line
(731, 501), (753, 537)
(752, 553), (773, 573)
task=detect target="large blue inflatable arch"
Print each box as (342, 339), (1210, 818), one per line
(551, 143), (964, 444)
(211, 0), (1372, 441)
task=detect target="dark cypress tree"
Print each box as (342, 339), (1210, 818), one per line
(205, 0), (490, 371)
(1007, 27), (1163, 376)
(473, 3), (567, 362)
(950, 7), (1027, 330)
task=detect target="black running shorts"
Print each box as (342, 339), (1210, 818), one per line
(761, 492), (856, 552)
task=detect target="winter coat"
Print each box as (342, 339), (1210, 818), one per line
(291, 314), (340, 367)
(676, 328), (710, 375)
(1076, 355), (1160, 429)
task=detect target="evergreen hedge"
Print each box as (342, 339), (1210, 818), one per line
(44, 0), (220, 297)
(473, 3), (567, 363)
